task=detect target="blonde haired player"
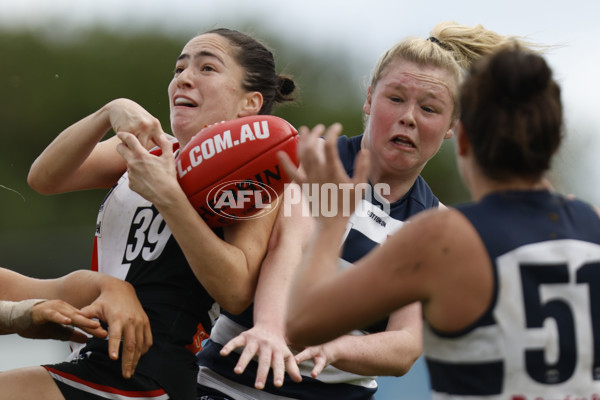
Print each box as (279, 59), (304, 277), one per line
(286, 45), (600, 399)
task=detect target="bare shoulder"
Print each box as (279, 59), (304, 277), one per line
(378, 208), (475, 280)
(410, 208), (494, 332)
(404, 207), (472, 243)
(409, 207), (488, 260)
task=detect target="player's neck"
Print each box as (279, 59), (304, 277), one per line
(470, 177), (547, 202)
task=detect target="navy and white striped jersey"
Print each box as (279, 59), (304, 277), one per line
(196, 134), (439, 399)
(424, 190), (600, 399)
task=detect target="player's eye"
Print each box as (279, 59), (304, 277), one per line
(201, 64), (216, 72)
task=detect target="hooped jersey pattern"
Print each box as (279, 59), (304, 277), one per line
(196, 134), (439, 400)
(424, 190), (600, 399)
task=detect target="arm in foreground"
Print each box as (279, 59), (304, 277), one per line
(294, 303), (422, 377)
(0, 267), (152, 378)
(220, 183), (314, 389)
(28, 98), (166, 193)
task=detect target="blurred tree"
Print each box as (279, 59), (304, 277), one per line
(0, 28), (184, 277)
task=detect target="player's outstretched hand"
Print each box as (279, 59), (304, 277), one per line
(220, 325), (302, 389)
(279, 123), (370, 219)
(80, 280), (152, 379)
(294, 343), (337, 379)
(17, 299), (106, 342)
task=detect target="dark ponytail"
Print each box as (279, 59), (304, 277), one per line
(460, 44), (562, 181)
(206, 28), (297, 115)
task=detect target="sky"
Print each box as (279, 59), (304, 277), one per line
(1, 1), (599, 397)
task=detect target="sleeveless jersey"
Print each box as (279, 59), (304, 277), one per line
(196, 134), (439, 399)
(424, 190), (600, 399)
(69, 153), (220, 400)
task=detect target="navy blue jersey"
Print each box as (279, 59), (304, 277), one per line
(337, 134), (439, 333)
(197, 134), (439, 400)
(424, 190), (600, 398)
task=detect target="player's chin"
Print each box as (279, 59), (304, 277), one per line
(171, 122), (198, 144)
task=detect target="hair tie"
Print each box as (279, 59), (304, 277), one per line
(427, 36), (451, 51)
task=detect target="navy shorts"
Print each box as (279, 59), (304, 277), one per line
(196, 384), (234, 400)
(43, 352), (169, 400)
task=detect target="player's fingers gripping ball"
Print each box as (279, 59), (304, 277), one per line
(176, 115), (299, 227)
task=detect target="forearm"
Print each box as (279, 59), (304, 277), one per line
(0, 268), (78, 303)
(28, 103), (125, 193)
(327, 302), (422, 376)
(15, 270), (118, 309)
(254, 187), (314, 331)
(155, 187), (273, 314)
(286, 216), (348, 343)
(52, 270), (128, 308)
(253, 245), (296, 333)
(326, 330), (421, 376)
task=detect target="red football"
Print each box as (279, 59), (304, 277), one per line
(176, 115), (299, 227)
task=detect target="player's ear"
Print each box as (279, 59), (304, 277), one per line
(444, 119), (458, 140)
(363, 86), (373, 115)
(238, 91), (263, 117)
